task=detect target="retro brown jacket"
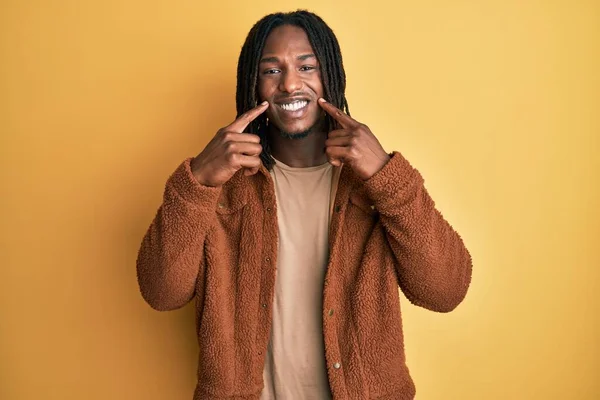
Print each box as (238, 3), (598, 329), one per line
(136, 152), (472, 399)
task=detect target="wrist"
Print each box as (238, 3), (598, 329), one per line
(190, 159), (214, 187)
(362, 154), (391, 180)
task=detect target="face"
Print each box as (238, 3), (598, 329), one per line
(257, 25), (325, 138)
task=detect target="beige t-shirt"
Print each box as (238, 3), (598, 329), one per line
(261, 158), (338, 400)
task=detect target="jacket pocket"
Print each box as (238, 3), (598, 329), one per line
(215, 195), (247, 215)
(349, 191), (378, 216)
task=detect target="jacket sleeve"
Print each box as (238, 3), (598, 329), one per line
(136, 158), (221, 311)
(364, 152), (472, 312)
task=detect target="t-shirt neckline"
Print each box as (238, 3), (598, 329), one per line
(273, 157), (332, 173)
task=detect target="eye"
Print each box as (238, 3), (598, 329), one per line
(263, 68), (280, 75)
(300, 65), (316, 72)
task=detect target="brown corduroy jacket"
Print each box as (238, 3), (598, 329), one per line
(136, 152), (472, 399)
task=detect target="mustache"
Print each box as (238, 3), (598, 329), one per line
(273, 92), (313, 102)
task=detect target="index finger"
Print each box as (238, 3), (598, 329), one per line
(318, 98), (359, 129)
(227, 101), (269, 132)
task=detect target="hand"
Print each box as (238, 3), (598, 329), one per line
(318, 98), (390, 180)
(190, 101), (268, 187)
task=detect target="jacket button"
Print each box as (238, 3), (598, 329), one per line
(333, 362), (341, 369)
(335, 205), (341, 213)
(266, 207), (272, 212)
(328, 309), (334, 316)
(262, 303), (267, 308)
(266, 257), (270, 262)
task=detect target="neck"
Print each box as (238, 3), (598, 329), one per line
(268, 126), (328, 168)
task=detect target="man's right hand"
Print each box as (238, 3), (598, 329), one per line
(190, 101), (269, 187)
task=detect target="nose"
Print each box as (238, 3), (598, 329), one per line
(279, 69), (303, 94)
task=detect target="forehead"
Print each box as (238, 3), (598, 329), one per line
(261, 25), (315, 56)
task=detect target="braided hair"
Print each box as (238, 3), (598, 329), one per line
(236, 10), (350, 169)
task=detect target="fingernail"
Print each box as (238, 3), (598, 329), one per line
(261, 101), (268, 105)
(318, 98), (327, 103)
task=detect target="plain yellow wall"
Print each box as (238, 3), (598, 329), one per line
(1, 0), (599, 399)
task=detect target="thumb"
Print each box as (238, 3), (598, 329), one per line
(244, 166), (260, 176)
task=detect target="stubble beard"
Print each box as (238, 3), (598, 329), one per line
(278, 126), (313, 140)
(276, 115), (327, 140)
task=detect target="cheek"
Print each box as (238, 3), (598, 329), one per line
(316, 82), (324, 97)
(307, 75), (324, 97)
(257, 78), (277, 101)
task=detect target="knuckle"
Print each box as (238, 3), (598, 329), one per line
(226, 152), (239, 164)
(225, 141), (236, 152)
(222, 132), (234, 141)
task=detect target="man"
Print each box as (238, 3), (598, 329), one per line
(137, 10), (472, 400)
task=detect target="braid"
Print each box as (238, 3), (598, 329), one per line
(235, 10), (350, 169)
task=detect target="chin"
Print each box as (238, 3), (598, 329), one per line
(273, 116), (324, 137)
(274, 122), (314, 139)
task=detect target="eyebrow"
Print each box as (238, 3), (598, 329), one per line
(259, 53), (316, 64)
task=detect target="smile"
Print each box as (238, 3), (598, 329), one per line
(277, 100), (309, 112)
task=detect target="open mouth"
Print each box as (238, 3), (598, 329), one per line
(276, 100), (309, 113)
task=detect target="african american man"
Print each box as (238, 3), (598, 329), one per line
(137, 10), (472, 400)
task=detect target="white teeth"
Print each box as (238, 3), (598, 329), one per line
(280, 101), (308, 111)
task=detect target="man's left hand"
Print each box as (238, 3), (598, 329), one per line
(318, 98), (390, 180)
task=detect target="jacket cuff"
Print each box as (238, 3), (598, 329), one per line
(364, 152), (424, 210)
(166, 158), (222, 207)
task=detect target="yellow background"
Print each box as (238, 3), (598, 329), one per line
(1, 0), (598, 399)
